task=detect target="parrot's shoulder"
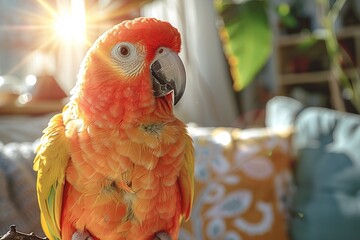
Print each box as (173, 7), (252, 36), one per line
(33, 113), (70, 173)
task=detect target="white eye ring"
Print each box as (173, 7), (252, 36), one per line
(111, 42), (136, 61)
(110, 42), (146, 78)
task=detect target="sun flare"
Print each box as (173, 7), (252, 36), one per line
(53, 0), (86, 43)
(0, 0), (140, 78)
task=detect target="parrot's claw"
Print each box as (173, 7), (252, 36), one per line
(71, 230), (94, 240)
(153, 231), (172, 240)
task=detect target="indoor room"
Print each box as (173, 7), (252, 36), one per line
(0, 0), (360, 239)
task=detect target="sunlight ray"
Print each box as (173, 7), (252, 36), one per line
(0, 25), (50, 31)
(6, 34), (58, 76)
(13, 7), (54, 23)
(36, 0), (58, 18)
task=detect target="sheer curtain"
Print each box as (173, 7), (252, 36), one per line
(142, 0), (239, 127)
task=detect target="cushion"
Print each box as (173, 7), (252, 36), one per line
(181, 127), (293, 240)
(265, 96), (304, 130)
(291, 107), (360, 240)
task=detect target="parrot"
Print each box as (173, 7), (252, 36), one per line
(33, 17), (194, 240)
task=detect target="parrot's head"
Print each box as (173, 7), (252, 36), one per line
(75, 17), (186, 125)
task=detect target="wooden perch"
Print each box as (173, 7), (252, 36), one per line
(0, 225), (47, 240)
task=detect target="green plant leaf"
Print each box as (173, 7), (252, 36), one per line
(216, 0), (272, 91)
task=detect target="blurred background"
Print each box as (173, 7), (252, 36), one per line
(1, 1), (360, 239)
(0, 0), (359, 126)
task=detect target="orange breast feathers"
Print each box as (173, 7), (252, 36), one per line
(61, 115), (192, 240)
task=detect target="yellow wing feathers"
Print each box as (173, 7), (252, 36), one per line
(33, 114), (70, 240)
(178, 134), (195, 220)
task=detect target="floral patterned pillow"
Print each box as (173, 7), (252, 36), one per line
(180, 127), (293, 240)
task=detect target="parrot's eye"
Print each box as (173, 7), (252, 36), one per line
(112, 43), (134, 59)
(111, 42), (146, 78)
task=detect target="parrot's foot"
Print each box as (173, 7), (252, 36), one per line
(153, 231), (171, 240)
(71, 230), (94, 240)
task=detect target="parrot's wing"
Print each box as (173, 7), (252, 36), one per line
(178, 134), (195, 220)
(33, 113), (70, 240)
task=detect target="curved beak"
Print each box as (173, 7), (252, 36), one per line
(150, 48), (186, 105)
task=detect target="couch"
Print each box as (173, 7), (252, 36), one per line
(1, 96), (360, 240)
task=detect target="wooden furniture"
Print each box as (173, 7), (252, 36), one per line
(0, 100), (65, 115)
(276, 25), (360, 111)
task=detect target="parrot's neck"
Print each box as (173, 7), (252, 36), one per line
(154, 94), (174, 117)
(74, 83), (175, 129)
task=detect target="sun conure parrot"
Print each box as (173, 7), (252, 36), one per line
(33, 17), (194, 240)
